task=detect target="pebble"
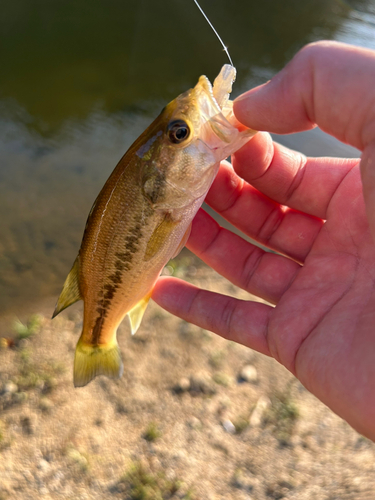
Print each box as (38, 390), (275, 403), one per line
(23, 470), (34, 483)
(190, 373), (216, 395)
(187, 416), (202, 430)
(17, 339), (29, 350)
(38, 459), (50, 471)
(175, 377), (190, 393)
(3, 381), (18, 394)
(39, 398), (54, 413)
(249, 396), (270, 427)
(222, 419), (236, 434)
(239, 365), (258, 383)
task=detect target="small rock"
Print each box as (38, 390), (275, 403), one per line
(187, 417), (202, 430)
(249, 396), (270, 427)
(38, 459), (50, 472)
(190, 373), (216, 395)
(54, 471), (64, 481)
(17, 338), (29, 350)
(222, 419), (236, 434)
(116, 482), (127, 493)
(174, 377), (190, 393)
(23, 470), (34, 482)
(239, 365), (258, 383)
(3, 381), (18, 394)
(39, 398), (54, 413)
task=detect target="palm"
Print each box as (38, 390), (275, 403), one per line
(266, 163), (375, 432)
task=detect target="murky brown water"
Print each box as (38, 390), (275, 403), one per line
(0, 0), (374, 328)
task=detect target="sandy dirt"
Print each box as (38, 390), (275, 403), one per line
(1, 255), (375, 500)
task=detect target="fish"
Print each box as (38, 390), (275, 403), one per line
(52, 64), (256, 387)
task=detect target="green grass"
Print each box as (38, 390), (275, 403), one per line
(233, 416), (249, 434)
(208, 350), (225, 369)
(143, 422), (162, 442)
(13, 314), (43, 340)
(212, 372), (232, 387)
(264, 390), (299, 445)
(119, 461), (188, 500)
(14, 351), (62, 395)
(66, 447), (90, 472)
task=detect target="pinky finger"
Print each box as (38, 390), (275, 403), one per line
(152, 276), (273, 356)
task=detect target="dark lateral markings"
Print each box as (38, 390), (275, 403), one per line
(91, 217), (144, 345)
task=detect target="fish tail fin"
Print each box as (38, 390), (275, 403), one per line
(73, 337), (123, 388)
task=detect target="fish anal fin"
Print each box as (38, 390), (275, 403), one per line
(171, 222), (192, 259)
(127, 294), (151, 335)
(73, 338), (123, 388)
(144, 214), (179, 261)
(52, 256), (82, 318)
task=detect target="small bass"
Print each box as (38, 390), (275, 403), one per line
(53, 65), (255, 387)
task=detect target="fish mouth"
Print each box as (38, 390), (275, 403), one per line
(192, 71), (252, 156)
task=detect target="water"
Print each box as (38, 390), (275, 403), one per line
(0, 0), (374, 327)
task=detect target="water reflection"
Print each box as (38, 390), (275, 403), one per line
(0, 0), (374, 323)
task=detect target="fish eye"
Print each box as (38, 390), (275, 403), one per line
(167, 120), (190, 144)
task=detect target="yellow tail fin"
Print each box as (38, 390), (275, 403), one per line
(73, 338), (123, 388)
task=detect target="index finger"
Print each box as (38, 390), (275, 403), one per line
(230, 132), (359, 220)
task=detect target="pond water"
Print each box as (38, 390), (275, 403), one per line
(0, 0), (374, 327)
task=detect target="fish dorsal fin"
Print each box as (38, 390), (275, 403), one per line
(52, 256), (82, 318)
(127, 294), (151, 335)
(171, 222), (192, 259)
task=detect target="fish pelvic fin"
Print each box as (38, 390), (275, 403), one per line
(52, 256), (82, 318)
(144, 214), (179, 261)
(127, 294), (151, 335)
(73, 337), (123, 388)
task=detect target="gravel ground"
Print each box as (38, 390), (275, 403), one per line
(1, 256), (375, 500)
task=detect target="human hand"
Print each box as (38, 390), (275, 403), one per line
(152, 41), (375, 440)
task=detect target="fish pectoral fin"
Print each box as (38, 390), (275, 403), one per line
(74, 338), (123, 388)
(144, 214), (179, 261)
(127, 294), (151, 335)
(52, 256), (82, 318)
(171, 222), (192, 259)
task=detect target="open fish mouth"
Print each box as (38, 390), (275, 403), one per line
(191, 65), (256, 157)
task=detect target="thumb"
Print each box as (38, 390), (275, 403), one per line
(233, 41), (375, 151)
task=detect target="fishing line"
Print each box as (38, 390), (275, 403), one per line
(192, 0), (234, 67)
